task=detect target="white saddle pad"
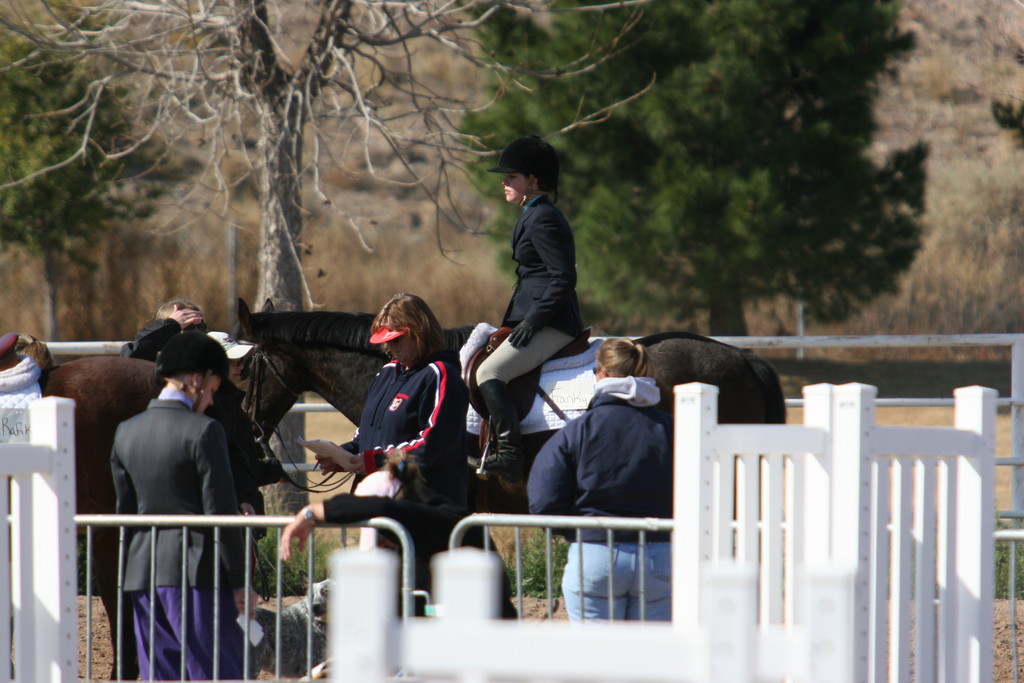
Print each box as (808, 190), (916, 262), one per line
(460, 323), (596, 436)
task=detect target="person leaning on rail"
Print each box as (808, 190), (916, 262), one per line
(281, 448), (517, 619)
(527, 337), (674, 623)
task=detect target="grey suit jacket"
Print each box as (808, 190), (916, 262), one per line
(111, 399), (245, 591)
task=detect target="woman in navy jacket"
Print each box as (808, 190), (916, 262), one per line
(527, 338), (673, 623)
(313, 293), (469, 507)
(475, 135), (585, 483)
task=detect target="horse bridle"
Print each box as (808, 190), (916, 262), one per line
(244, 345), (351, 494)
(245, 347), (302, 444)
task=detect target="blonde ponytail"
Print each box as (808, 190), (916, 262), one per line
(594, 338), (650, 378)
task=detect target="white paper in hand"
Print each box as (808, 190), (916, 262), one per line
(298, 438), (351, 465)
(237, 612), (264, 646)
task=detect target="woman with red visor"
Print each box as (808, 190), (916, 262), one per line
(313, 293), (470, 506)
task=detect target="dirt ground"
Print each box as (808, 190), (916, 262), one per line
(79, 596), (1024, 681)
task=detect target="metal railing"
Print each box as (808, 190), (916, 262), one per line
(451, 513), (674, 622)
(994, 528), (1024, 683)
(74, 514), (416, 681)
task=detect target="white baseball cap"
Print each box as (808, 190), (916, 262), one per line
(207, 331), (255, 360)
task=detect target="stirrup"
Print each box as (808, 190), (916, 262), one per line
(470, 440), (491, 477)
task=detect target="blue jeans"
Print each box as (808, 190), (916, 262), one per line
(561, 541), (672, 623)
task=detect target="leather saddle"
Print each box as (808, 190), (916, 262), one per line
(465, 326), (592, 423)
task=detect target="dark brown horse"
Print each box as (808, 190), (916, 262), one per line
(40, 355), (161, 680)
(236, 299), (787, 513)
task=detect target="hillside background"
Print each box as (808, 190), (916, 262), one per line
(2, 0), (1024, 356)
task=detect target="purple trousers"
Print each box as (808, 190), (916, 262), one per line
(130, 587), (244, 680)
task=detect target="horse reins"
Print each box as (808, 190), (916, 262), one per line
(245, 347), (351, 494)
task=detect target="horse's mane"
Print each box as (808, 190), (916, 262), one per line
(248, 310), (476, 354)
(249, 311), (377, 351)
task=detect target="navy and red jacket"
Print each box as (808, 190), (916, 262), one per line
(342, 350), (468, 506)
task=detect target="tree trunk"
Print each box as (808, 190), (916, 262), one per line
(707, 287), (749, 336)
(253, 94), (308, 510)
(254, 105), (305, 313)
(42, 250), (60, 340)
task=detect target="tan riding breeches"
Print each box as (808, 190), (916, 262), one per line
(476, 327), (574, 385)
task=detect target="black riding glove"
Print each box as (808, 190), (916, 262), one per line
(507, 321), (536, 349)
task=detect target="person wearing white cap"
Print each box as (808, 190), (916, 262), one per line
(207, 331), (255, 385)
(206, 330), (285, 526)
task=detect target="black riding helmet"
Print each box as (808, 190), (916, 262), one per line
(488, 135), (560, 194)
(155, 330), (229, 380)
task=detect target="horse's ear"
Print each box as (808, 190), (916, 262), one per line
(262, 298), (275, 313)
(237, 298), (252, 335)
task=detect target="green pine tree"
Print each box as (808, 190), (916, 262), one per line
(464, 0), (927, 335)
(0, 38), (142, 337)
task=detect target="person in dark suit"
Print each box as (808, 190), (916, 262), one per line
(110, 331), (256, 681)
(474, 135), (585, 483)
(205, 331), (285, 529)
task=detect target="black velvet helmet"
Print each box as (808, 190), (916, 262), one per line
(488, 135), (560, 192)
(155, 331), (229, 380)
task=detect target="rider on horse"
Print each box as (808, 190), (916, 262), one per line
(474, 136), (585, 484)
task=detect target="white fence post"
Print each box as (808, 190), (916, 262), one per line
(7, 397), (77, 683)
(432, 548), (502, 620)
(801, 384), (835, 566)
(830, 383), (875, 683)
(953, 386), (996, 683)
(674, 382), (719, 631)
(702, 562), (756, 682)
(330, 549), (398, 683)
(803, 565), (854, 683)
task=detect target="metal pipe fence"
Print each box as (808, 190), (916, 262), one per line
(74, 514), (416, 681)
(451, 513), (674, 623)
(995, 529), (1024, 683)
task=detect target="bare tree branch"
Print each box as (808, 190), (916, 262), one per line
(0, 0), (651, 309)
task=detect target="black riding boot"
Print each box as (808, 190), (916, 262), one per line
(478, 379), (524, 483)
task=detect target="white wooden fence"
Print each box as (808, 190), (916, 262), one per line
(0, 398), (78, 683)
(331, 549), (855, 683)
(327, 381), (993, 683)
(674, 381), (995, 683)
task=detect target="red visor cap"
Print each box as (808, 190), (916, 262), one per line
(368, 326), (408, 344)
